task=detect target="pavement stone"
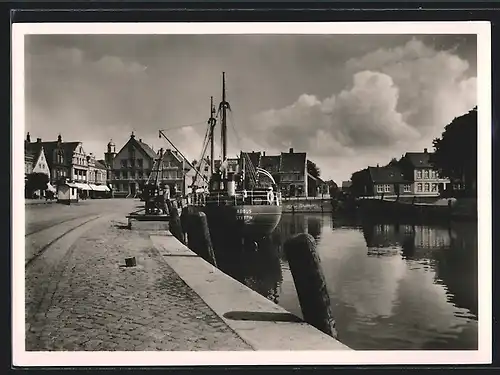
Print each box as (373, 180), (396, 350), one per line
(26, 212), (251, 351)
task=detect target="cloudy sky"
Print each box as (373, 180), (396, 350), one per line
(25, 33), (477, 182)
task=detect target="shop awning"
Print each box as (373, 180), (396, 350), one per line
(90, 184), (110, 192)
(74, 183), (92, 190)
(65, 182), (79, 188)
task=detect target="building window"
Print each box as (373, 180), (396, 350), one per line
(137, 159), (143, 168)
(417, 183), (422, 192)
(121, 160), (127, 168)
(423, 170), (429, 179)
(384, 184), (391, 193)
(431, 183), (438, 192)
(403, 184), (411, 192)
(424, 183), (430, 192)
(416, 170), (422, 179)
(376, 185), (384, 193)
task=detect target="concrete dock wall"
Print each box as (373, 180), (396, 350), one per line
(150, 232), (351, 351)
(281, 198), (333, 213)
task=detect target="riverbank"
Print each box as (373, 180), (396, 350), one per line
(281, 198), (333, 213)
(355, 197), (477, 221)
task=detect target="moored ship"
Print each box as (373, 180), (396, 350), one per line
(159, 72), (282, 238)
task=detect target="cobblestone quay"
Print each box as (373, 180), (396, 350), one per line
(25, 200), (250, 351)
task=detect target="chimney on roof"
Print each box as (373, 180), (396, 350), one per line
(289, 148), (294, 154)
(26, 132), (31, 143)
(377, 163), (379, 168)
(131, 131), (135, 139)
(424, 148), (428, 153)
(36, 138), (41, 143)
(263, 151), (266, 156)
(57, 134), (62, 143)
(139, 138), (142, 142)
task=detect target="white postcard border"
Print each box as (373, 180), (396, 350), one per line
(12, 21), (492, 366)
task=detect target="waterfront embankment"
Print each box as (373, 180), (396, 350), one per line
(356, 197), (477, 221)
(281, 197), (333, 213)
(25, 199), (350, 351)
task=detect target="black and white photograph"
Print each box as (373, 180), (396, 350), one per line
(12, 22), (491, 366)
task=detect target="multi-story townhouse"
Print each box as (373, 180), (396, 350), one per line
(400, 148), (450, 196)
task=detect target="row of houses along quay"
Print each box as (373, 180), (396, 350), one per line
(25, 131), (332, 203)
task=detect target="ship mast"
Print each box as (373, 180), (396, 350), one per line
(208, 96), (216, 175)
(219, 72), (229, 171)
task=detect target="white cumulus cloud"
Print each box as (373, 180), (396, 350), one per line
(239, 38), (477, 181)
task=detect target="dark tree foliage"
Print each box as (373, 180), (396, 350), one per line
(350, 168), (370, 197)
(307, 160), (321, 178)
(325, 180), (339, 196)
(431, 107), (477, 192)
(26, 172), (49, 194)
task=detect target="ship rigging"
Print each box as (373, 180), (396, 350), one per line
(158, 72), (282, 238)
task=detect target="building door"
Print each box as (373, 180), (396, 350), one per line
(130, 183), (136, 196)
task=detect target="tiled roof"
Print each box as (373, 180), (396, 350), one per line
(260, 155), (280, 173)
(161, 149), (191, 169)
(280, 151), (306, 173)
(368, 166), (408, 184)
(138, 140), (157, 159)
(242, 152), (261, 169)
(214, 158), (239, 169)
(33, 141), (81, 168)
(25, 142), (42, 160)
(94, 160), (107, 170)
(63, 142), (81, 155)
(116, 136), (157, 161)
(405, 152), (433, 168)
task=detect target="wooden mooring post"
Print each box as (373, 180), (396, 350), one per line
(186, 211), (217, 267)
(284, 233), (338, 339)
(166, 200), (184, 244)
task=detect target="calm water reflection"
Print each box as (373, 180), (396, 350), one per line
(214, 213), (478, 350)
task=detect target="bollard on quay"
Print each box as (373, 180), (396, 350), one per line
(166, 200), (185, 244)
(180, 206), (191, 243)
(187, 211), (217, 267)
(283, 233), (338, 339)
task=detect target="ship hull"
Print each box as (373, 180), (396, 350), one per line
(203, 204), (282, 239)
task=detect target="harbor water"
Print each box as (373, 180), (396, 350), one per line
(214, 213), (478, 350)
